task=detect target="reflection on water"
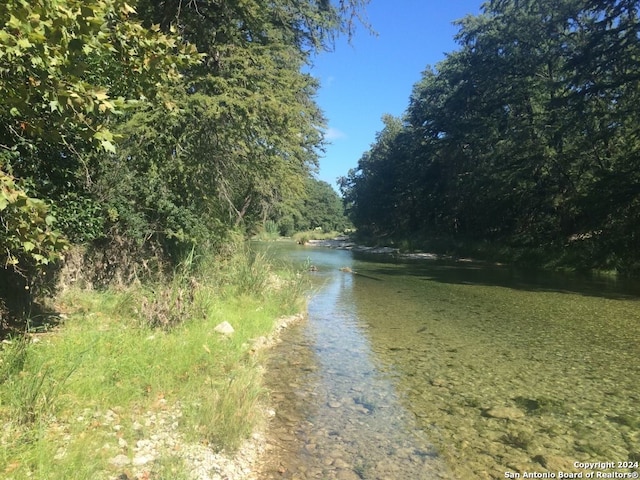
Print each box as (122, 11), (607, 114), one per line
(258, 242), (640, 480)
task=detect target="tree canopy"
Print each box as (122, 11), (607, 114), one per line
(341, 0), (640, 274)
(273, 177), (351, 236)
(0, 0), (198, 269)
(1, 0), (368, 289)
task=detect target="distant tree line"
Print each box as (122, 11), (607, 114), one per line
(340, 0), (640, 274)
(272, 177), (352, 236)
(0, 0), (368, 318)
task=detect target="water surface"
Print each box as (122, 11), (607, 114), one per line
(258, 242), (640, 480)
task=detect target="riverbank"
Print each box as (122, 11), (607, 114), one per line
(0, 247), (307, 480)
(306, 236), (627, 274)
(101, 311), (306, 480)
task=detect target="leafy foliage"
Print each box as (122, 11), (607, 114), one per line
(0, 170), (67, 269)
(1, 0), (371, 319)
(342, 0), (640, 273)
(273, 177), (352, 236)
(0, 0), (197, 156)
(0, 0), (199, 278)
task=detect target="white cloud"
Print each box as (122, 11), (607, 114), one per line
(324, 127), (347, 141)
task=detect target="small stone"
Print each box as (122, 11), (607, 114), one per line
(483, 407), (525, 420)
(214, 321), (235, 335)
(430, 378), (448, 387)
(533, 454), (575, 471)
(118, 437), (128, 449)
(109, 454), (130, 467)
(335, 469), (361, 480)
(132, 454), (154, 466)
(54, 448), (66, 460)
(333, 458), (350, 469)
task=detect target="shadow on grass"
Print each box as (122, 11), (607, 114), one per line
(1, 267), (64, 339)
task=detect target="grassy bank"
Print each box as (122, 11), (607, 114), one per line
(0, 244), (306, 479)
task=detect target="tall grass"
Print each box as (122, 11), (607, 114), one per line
(251, 220), (281, 241)
(0, 240), (307, 479)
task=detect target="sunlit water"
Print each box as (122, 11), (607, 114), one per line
(256, 242), (640, 480)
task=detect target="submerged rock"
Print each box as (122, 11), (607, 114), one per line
(533, 454), (575, 471)
(483, 407), (525, 420)
(335, 469), (361, 480)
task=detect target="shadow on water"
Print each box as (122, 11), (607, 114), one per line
(347, 249), (640, 478)
(352, 251), (640, 300)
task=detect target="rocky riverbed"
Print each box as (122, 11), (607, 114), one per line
(255, 326), (454, 480)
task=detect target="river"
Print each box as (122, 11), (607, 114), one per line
(255, 241), (640, 480)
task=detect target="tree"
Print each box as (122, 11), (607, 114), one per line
(340, 114), (407, 237)
(296, 177), (351, 233)
(0, 0), (198, 272)
(344, 0), (640, 272)
(2, 0), (373, 289)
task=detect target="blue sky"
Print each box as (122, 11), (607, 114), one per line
(309, 0), (485, 191)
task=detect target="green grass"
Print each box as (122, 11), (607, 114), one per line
(0, 243), (307, 479)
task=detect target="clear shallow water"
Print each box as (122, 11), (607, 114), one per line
(257, 242), (640, 480)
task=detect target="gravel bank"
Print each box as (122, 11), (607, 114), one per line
(107, 313), (305, 480)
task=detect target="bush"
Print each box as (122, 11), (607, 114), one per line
(278, 217), (295, 237)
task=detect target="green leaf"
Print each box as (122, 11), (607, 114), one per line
(31, 253), (47, 264)
(101, 139), (116, 153)
(17, 37), (33, 49)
